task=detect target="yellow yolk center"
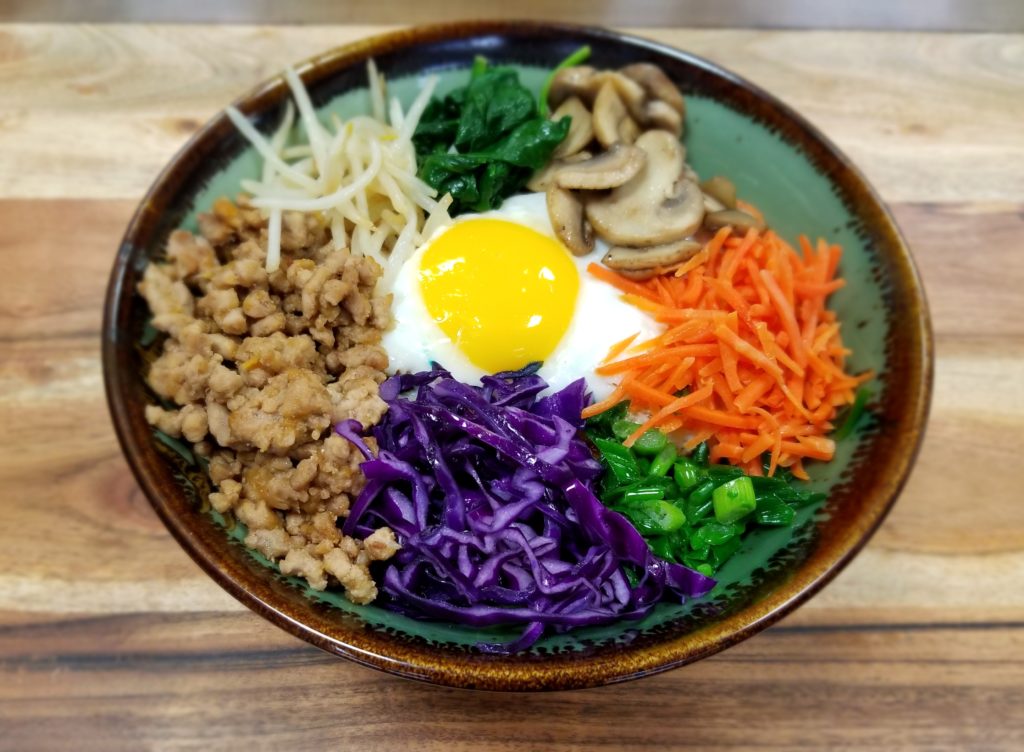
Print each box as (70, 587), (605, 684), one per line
(418, 218), (579, 373)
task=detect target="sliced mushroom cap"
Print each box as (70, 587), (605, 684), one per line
(586, 129), (705, 246)
(602, 237), (703, 271)
(554, 143), (645, 190)
(593, 71), (648, 123)
(547, 66), (597, 109)
(620, 63), (686, 117)
(614, 268), (657, 281)
(592, 82), (640, 148)
(702, 192), (727, 214)
(704, 208), (765, 232)
(699, 175), (737, 209)
(551, 97), (594, 159)
(526, 151), (592, 193)
(546, 185), (594, 256)
(645, 99), (683, 136)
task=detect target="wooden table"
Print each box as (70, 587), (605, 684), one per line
(1, 24), (1022, 751)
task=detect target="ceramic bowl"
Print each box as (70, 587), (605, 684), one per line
(103, 21), (932, 690)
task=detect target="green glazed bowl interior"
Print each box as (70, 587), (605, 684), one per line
(103, 21), (932, 691)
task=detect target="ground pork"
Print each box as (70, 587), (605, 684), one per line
(139, 196), (396, 604)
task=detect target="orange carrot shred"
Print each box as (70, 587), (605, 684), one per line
(585, 213), (866, 475)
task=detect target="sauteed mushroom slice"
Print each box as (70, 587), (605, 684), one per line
(551, 97), (594, 159)
(620, 63), (686, 117)
(704, 208), (765, 232)
(615, 268), (661, 281)
(554, 143), (645, 190)
(700, 175), (738, 209)
(547, 65), (597, 109)
(586, 130), (705, 246)
(645, 99), (683, 136)
(547, 185), (594, 256)
(595, 71), (649, 123)
(592, 82), (640, 148)
(526, 151), (593, 193)
(603, 237), (703, 271)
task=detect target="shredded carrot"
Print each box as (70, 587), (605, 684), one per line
(601, 332), (638, 365)
(589, 221), (868, 475)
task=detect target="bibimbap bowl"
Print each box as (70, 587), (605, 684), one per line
(103, 21), (932, 690)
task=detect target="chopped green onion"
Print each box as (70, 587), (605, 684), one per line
(685, 493), (714, 523)
(538, 45), (592, 117)
(692, 521), (741, 548)
(755, 498), (796, 526)
(631, 428), (668, 456)
(673, 459), (702, 492)
(620, 487), (666, 504)
(623, 500), (687, 535)
(713, 476), (757, 524)
(835, 387), (872, 439)
(692, 442), (709, 466)
(696, 563), (714, 577)
(611, 418), (641, 442)
(591, 437), (641, 485)
(687, 478), (717, 506)
(648, 444), (678, 476)
(711, 536), (742, 567)
(707, 464), (744, 480)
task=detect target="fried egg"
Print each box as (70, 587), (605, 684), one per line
(383, 192), (660, 399)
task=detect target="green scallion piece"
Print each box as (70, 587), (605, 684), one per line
(632, 429), (668, 457)
(712, 476), (757, 524)
(673, 459), (702, 492)
(648, 444), (677, 476)
(611, 418), (641, 442)
(835, 387), (872, 440)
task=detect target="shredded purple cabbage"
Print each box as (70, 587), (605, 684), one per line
(340, 364), (715, 653)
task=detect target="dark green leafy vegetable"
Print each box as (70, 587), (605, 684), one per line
(587, 407), (826, 576)
(413, 58), (570, 214)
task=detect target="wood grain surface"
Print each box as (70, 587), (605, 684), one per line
(0, 24), (1022, 752)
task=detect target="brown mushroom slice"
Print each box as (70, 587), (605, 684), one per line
(704, 208), (765, 232)
(645, 100), (683, 136)
(620, 63), (686, 116)
(603, 238), (703, 271)
(526, 151), (593, 193)
(586, 130), (705, 246)
(592, 82), (640, 148)
(547, 66), (597, 109)
(699, 175), (738, 209)
(546, 185), (594, 256)
(615, 267), (660, 282)
(593, 71), (649, 123)
(702, 192), (727, 214)
(550, 97), (594, 159)
(555, 143), (645, 190)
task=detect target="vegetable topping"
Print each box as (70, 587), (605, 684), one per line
(584, 226), (872, 478)
(343, 365), (715, 653)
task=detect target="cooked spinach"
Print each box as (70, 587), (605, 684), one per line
(413, 57), (570, 214)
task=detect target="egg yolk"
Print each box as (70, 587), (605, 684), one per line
(418, 218), (579, 373)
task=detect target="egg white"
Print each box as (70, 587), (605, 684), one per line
(382, 192), (660, 400)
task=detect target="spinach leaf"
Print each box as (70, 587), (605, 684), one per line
(413, 58), (569, 214)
